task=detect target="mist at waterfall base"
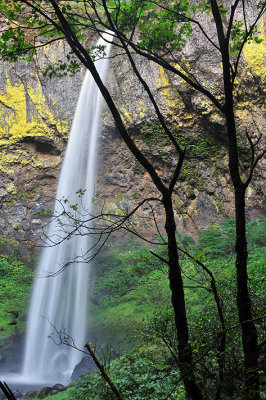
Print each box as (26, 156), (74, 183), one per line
(1, 37), (112, 387)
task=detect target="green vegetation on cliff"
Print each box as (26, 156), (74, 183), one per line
(10, 218), (263, 400)
(0, 237), (33, 339)
(89, 218), (266, 350)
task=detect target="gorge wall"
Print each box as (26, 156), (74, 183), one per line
(0, 24), (265, 249)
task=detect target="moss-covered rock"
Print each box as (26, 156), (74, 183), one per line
(37, 384), (66, 399)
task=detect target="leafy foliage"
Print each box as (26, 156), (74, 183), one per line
(87, 218), (265, 399)
(0, 219), (264, 398)
(44, 345), (184, 400)
(246, 217), (266, 250)
(93, 240), (156, 296)
(197, 218), (235, 258)
(0, 0), (263, 70)
(32, 218), (265, 399)
(0, 246), (33, 338)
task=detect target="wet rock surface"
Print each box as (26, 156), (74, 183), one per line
(36, 384), (66, 399)
(70, 357), (95, 382)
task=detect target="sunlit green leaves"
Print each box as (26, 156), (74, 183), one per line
(0, 0), (264, 76)
(0, 26), (34, 61)
(0, 0), (26, 18)
(257, 1), (266, 9)
(106, 0), (194, 53)
(90, 44), (107, 61)
(229, 22), (264, 56)
(0, 0), (85, 64)
(44, 53), (81, 78)
(0, 0), (48, 61)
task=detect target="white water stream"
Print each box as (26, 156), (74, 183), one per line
(17, 36), (112, 385)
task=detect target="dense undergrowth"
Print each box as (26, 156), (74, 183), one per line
(0, 237), (33, 339)
(0, 218), (265, 399)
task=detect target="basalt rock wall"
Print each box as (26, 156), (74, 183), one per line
(0, 42), (82, 246)
(0, 23), (265, 247)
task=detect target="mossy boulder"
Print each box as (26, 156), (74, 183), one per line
(37, 384), (66, 399)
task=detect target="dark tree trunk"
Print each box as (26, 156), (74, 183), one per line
(85, 343), (125, 400)
(210, 0), (261, 390)
(223, 81), (260, 399)
(163, 194), (204, 400)
(234, 187), (260, 400)
(223, 87), (260, 398)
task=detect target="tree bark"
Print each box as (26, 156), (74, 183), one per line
(209, 2), (260, 395)
(223, 68), (260, 400)
(234, 187), (260, 400)
(163, 194), (204, 400)
(224, 76), (260, 400)
(85, 343), (125, 400)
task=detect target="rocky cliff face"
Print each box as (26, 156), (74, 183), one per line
(97, 17), (266, 237)
(0, 25), (265, 246)
(0, 42), (83, 246)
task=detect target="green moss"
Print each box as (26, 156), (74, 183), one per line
(141, 123), (166, 145)
(88, 240), (170, 346)
(141, 123), (221, 162)
(0, 239), (33, 339)
(179, 164), (203, 190)
(35, 392), (68, 400)
(177, 132), (221, 160)
(91, 269), (169, 343)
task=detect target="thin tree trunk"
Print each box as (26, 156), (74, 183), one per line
(224, 95), (260, 399)
(163, 194), (204, 400)
(85, 343), (125, 400)
(223, 88), (260, 399)
(216, 12), (260, 391)
(234, 187), (260, 400)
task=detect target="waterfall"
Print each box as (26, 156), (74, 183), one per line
(20, 35), (112, 385)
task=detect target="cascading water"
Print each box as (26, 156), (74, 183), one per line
(19, 35), (112, 385)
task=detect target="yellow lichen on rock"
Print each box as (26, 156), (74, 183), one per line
(122, 107), (134, 124)
(155, 66), (185, 112)
(0, 72), (70, 183)
(0, 74), (69, 145)
(137, 100), (147, 119)
(243, 21), (266, 80)
(6, 182), (16, 193)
